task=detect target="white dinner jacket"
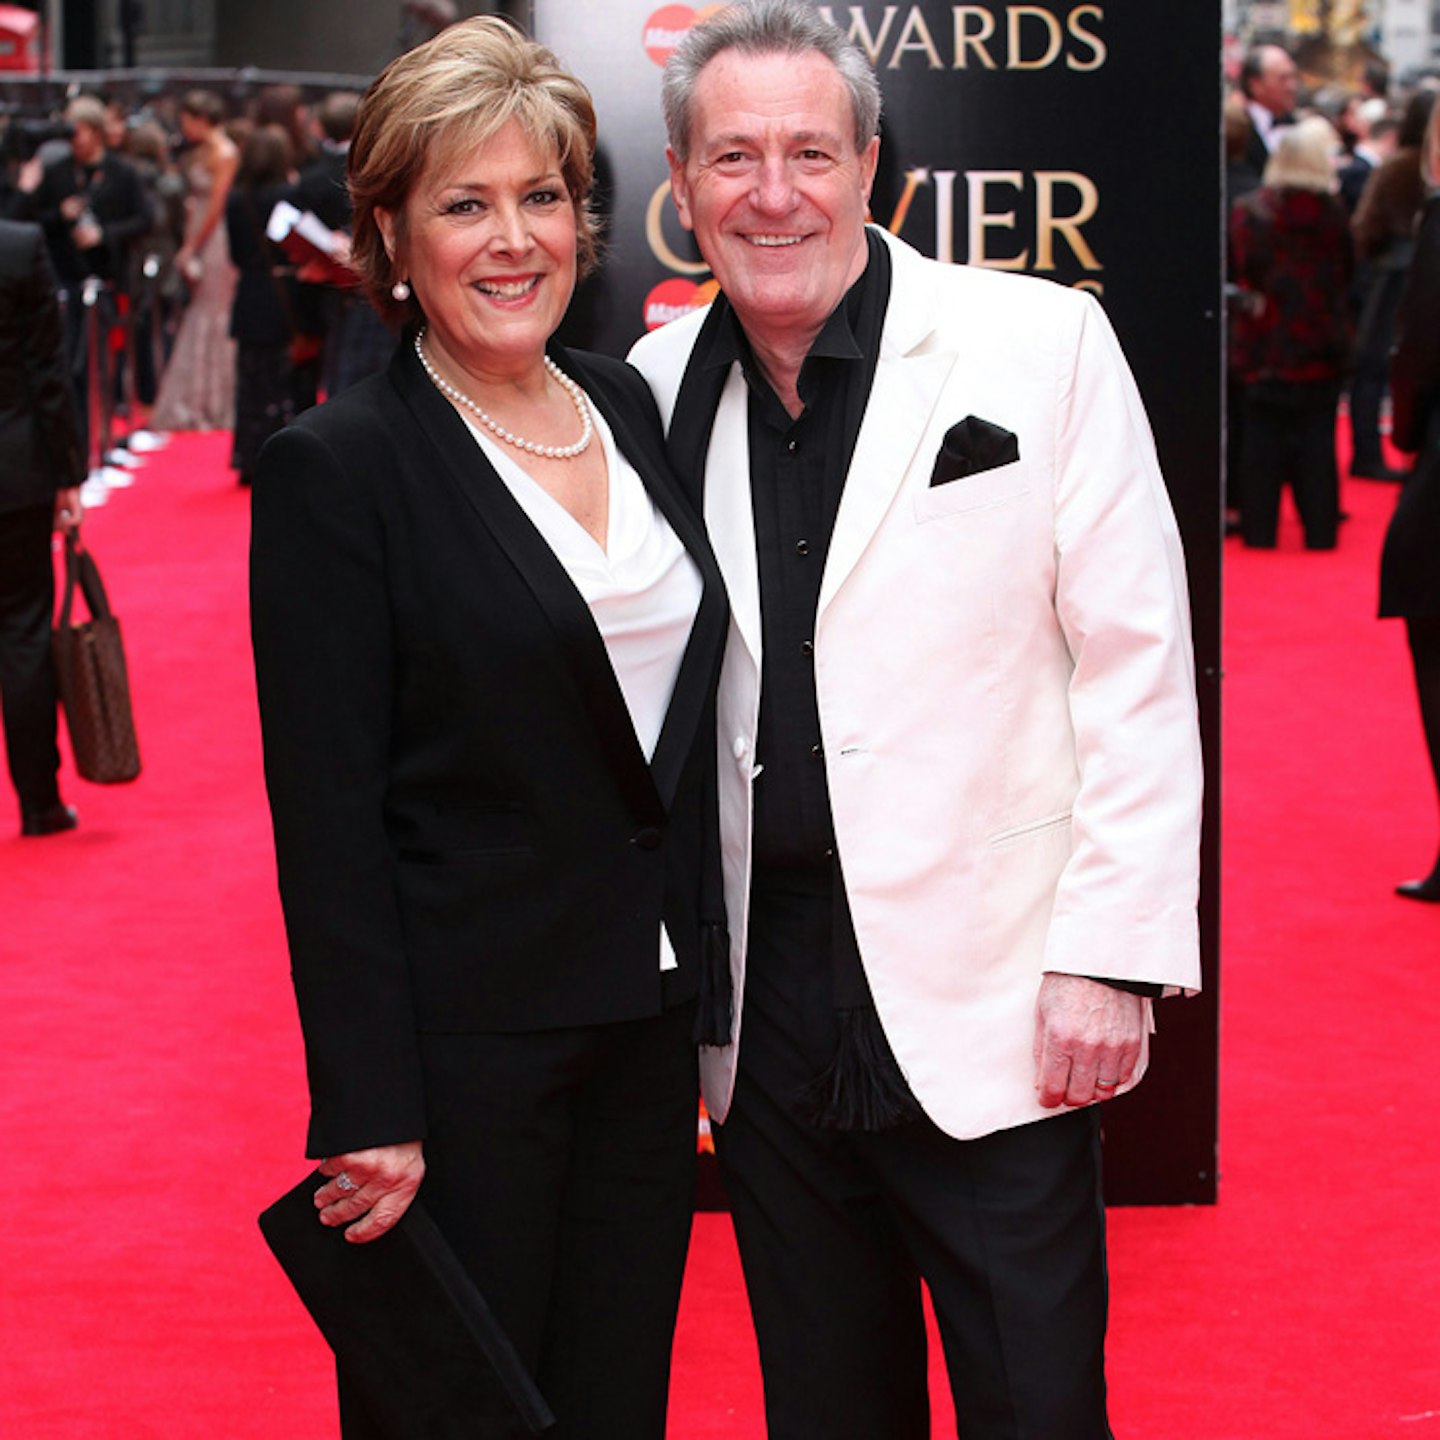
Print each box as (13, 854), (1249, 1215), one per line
(629, 227), (1203, 1141)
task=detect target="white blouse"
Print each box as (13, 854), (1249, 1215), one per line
(461, 399), (703, 971)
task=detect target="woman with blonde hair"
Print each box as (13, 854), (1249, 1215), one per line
(1230, 114), (1354, 547)
(1380, 97), (1440, 900)
(250, 16), (726, 1437)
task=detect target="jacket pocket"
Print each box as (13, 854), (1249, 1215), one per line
(912, 461), (1030, 524)
(986, 810), (1072, 850)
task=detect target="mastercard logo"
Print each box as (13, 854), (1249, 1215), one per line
(643, 276), (718, 330)
(642, 4), (729, 67)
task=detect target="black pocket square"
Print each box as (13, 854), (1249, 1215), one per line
(929, 416), (1021, 486)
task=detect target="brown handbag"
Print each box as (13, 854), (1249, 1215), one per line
(52, 533), (142, 784)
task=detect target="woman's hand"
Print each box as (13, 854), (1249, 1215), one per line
(315, 1140), (425, 1244)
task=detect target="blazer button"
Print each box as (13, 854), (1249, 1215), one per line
(632, 827), (663, 850)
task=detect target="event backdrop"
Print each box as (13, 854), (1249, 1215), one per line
(528, 0), (1224, 1206)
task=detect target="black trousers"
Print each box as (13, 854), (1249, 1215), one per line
(716, 889), (1111, 1440)
(0, 503), (63, 817)
(1239, 380), (1341, 550)
(338, 1002), (698, 1440)
(1407, 618), (1440, 819)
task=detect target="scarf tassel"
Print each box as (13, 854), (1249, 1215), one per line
(795, 1006), (927, 1132)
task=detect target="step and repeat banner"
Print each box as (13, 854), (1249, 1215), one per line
(531, 0), (1223, 1205)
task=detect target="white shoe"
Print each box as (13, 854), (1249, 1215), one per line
(127, 430), (169, 452)
(99, 465), (133, 489)
(80, 476), (110, 507)
(106, 448), (142, 468)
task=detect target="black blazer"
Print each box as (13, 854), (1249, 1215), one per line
(294, 147), (352, 233)
(1380, 196), (1440, 620)
(226, 181), (296, 347)
(251, 341), (728, 1157)
(0, 219), (85, 511)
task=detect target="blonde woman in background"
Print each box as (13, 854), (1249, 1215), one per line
(1230, 115), (1355, 549)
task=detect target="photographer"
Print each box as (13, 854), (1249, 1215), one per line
(9, 97), (148, 460)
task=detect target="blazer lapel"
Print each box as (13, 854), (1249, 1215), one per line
(818, 230), (957, 618)
(700, 369), (762, 670)
(390, 344), (664, 823)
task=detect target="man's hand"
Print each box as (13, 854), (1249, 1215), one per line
(1033, 974), (1144, 1109)
(314, 1140), (424, 1244)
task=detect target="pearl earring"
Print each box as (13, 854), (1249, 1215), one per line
(391, 279), (411, 302)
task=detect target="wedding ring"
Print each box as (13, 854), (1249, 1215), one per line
(335, 1172), (358, 1193)
(1095, 1079), (1119, 1089)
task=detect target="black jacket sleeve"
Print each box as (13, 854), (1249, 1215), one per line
(1391, 199), (1440, 454)
(250, 419), (428, 1159)
(23, 226), (86, 488)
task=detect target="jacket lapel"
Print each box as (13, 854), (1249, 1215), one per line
(818, 230), (957, 617)
(389, 343), (665, 823)
(700, 370), (761, 671)
(661, 306), (762, 676)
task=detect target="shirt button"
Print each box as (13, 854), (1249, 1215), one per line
(631, 827), (662, 850)
(787, 439), (798, 454)
(810, 743), (823, 759)
(800, 639), (814, 656)
(823, 847), (835, 860)
(795, 539), (810, 556)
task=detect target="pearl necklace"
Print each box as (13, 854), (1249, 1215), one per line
(414, 328), (593, 460)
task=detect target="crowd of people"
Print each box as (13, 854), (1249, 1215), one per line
(1226, 43), (1437, 546)
(1227, 44), (1440, 899)
(0, 81), (390, 497)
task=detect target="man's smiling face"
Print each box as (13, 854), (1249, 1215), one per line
(668, 47), (878, 354)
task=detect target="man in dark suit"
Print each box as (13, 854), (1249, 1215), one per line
(8, 97), (149, 463)
(0, 219), (85, 836)
(1237, 43), (1300, 185)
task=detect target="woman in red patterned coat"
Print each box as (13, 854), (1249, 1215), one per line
(1230, 115), (1355, 549)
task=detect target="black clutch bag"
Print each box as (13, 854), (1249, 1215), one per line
(258, 1172), (555, 1438)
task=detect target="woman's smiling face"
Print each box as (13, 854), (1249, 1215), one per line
(380, 119), (579, 382)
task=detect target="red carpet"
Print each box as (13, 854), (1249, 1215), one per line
(4, 431), (1440, 1437)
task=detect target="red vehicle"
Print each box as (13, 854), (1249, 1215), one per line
(0, 5), (42, 73)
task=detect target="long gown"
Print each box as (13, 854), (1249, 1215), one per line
(151, 159), (237, 431)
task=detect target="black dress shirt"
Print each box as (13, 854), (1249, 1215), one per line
(694, 231), (891, 1006)
(704, 233), (888, 869)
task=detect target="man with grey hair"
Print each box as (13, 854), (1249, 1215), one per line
(629, 1), (1202, 1434)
